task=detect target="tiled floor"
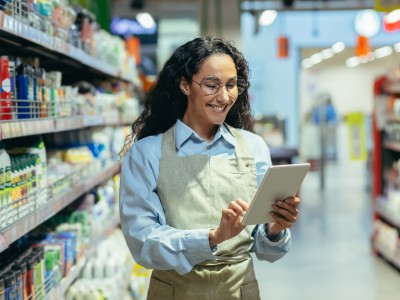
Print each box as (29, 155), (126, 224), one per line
(254, 162), (400, 300)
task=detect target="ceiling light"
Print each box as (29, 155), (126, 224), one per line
(374, 46), (393, 58)
(394, 42), (400, 52)
(354, 9), (381, 38)
(259, 10), (277, 26)
(332, 42), (345, 53)
(346, 57), (360, 68)
(368, 52), (375, 61)
(136, 12), (155, 29)
(320, 49), (334, 59)
(385, 9), (400, 24)
(310, 53), (323, 64)
(359, 56), (369, 63)
(301, 59), (313, 69)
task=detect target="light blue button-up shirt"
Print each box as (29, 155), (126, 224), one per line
(120, 120), (291, 275)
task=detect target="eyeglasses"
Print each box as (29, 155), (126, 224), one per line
(192, 75), (247, 96)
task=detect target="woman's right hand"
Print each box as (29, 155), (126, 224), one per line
(209, 199), (249, 246)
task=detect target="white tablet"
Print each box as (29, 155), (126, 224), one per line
(242, 163), (310, 226)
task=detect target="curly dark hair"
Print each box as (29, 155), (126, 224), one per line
(120, 36), (253, 157)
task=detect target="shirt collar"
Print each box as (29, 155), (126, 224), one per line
(174, 120), (237, 150)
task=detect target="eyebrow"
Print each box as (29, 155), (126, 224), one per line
(203, 75), (238, 80)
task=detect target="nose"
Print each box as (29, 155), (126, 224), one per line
(216, 84), (230, 101)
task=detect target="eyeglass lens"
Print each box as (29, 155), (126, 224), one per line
(200, 76), (246, 95)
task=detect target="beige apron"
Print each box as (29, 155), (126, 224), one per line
(147, 124), (261, 300)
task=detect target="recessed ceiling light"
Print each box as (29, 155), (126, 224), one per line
(259, 10), (277, 26)
(332, 42), (345, 53)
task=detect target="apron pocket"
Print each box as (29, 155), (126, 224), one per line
(240, 281), (260, 300)
(147, 277), (174, 300)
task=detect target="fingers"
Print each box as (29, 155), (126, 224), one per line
(228, 199), (248, 217)
(222, 208), (237, 218)
(236, 199), (249, 210)
(273, 200), (298, 218)
(269, 199), (299, 228)
(270, 212), (294, 228)
(221, 208), (245, 229)
(283, 196), (300, 207)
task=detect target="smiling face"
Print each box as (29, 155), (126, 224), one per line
(180, 54), (238, 139)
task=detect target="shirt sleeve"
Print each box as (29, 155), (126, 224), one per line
(247, 134), (291, 261)
(251, 225), (291, 262)
(119, 140), (216, 275)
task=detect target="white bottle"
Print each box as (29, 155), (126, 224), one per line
(0, 144), (4, 209)
(0, 145), (12, 226)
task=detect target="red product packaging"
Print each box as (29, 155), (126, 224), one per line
(0, 56), (12, 120)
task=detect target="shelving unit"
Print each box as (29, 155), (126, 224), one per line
(372, 74), (400, 271)
(0, 163), (120, 253)
(50, 214), (120, 298)
(0, 10), (134, 84)
(0, 113), (121, 140)
(375, 205), (400, 230)
(0, 3), (136, 298)
(383, 140), (400, 152)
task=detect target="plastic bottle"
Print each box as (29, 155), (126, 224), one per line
(19, 156), (27, 219)
(33, 248), (44, 300)
(94, 258), (104, 278)
(4, 272), (16, 300)
(32, 67), (38, 119)
(26, 155), (32, 214)
(39, 69), (48, 118)
(26, 257), (36, 300)
(31, 139), (46, 207)
(0, 56), (12, 120)
(12, 260), (27, 300)
(0, 143), (5, 213)
(14, 157), (22, 221)
(13, 270), (22, 300)
(8, 57), (16, 100)
(2, 147), (11, 226)
(82, 261), (93, 279)
(10, 139), (47, 206)
(16, 64), (29, 119)
(7, 56), (16, 121)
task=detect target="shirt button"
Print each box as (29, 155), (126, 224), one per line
(245, 163), (250, 167)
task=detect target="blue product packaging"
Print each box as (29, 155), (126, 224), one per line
(16, 64), (30, 119)
(4, 272), (16, 300)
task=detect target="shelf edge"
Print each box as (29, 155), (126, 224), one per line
(0, 163), (120, 253)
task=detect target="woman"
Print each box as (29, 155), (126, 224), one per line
(119, 36), (300, 300)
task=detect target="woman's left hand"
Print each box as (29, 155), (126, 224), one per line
(267, 196), (300, 237)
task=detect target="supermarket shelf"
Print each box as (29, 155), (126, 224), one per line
(50, 214), (120, 298)
(374, 242), (400, 270)
(386, 115), (400, 123)
(0, 11), (132, 84)
(383, 140), (400, 152)
(375, 206), (400, 230)
(0, 115), (124, 140)
(0, 163), (121, 253)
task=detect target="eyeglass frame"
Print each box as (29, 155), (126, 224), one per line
(191, 75), (247, 96)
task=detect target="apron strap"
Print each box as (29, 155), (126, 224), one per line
(224, 123), (253, 158)
(161, 125), (176, 158)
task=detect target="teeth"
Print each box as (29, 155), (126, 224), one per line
(209, 105), (225, 111)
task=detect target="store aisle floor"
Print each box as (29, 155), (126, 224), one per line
(254, 162), (400, 300)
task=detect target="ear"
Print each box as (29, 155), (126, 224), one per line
(180, 77), (190, 95)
